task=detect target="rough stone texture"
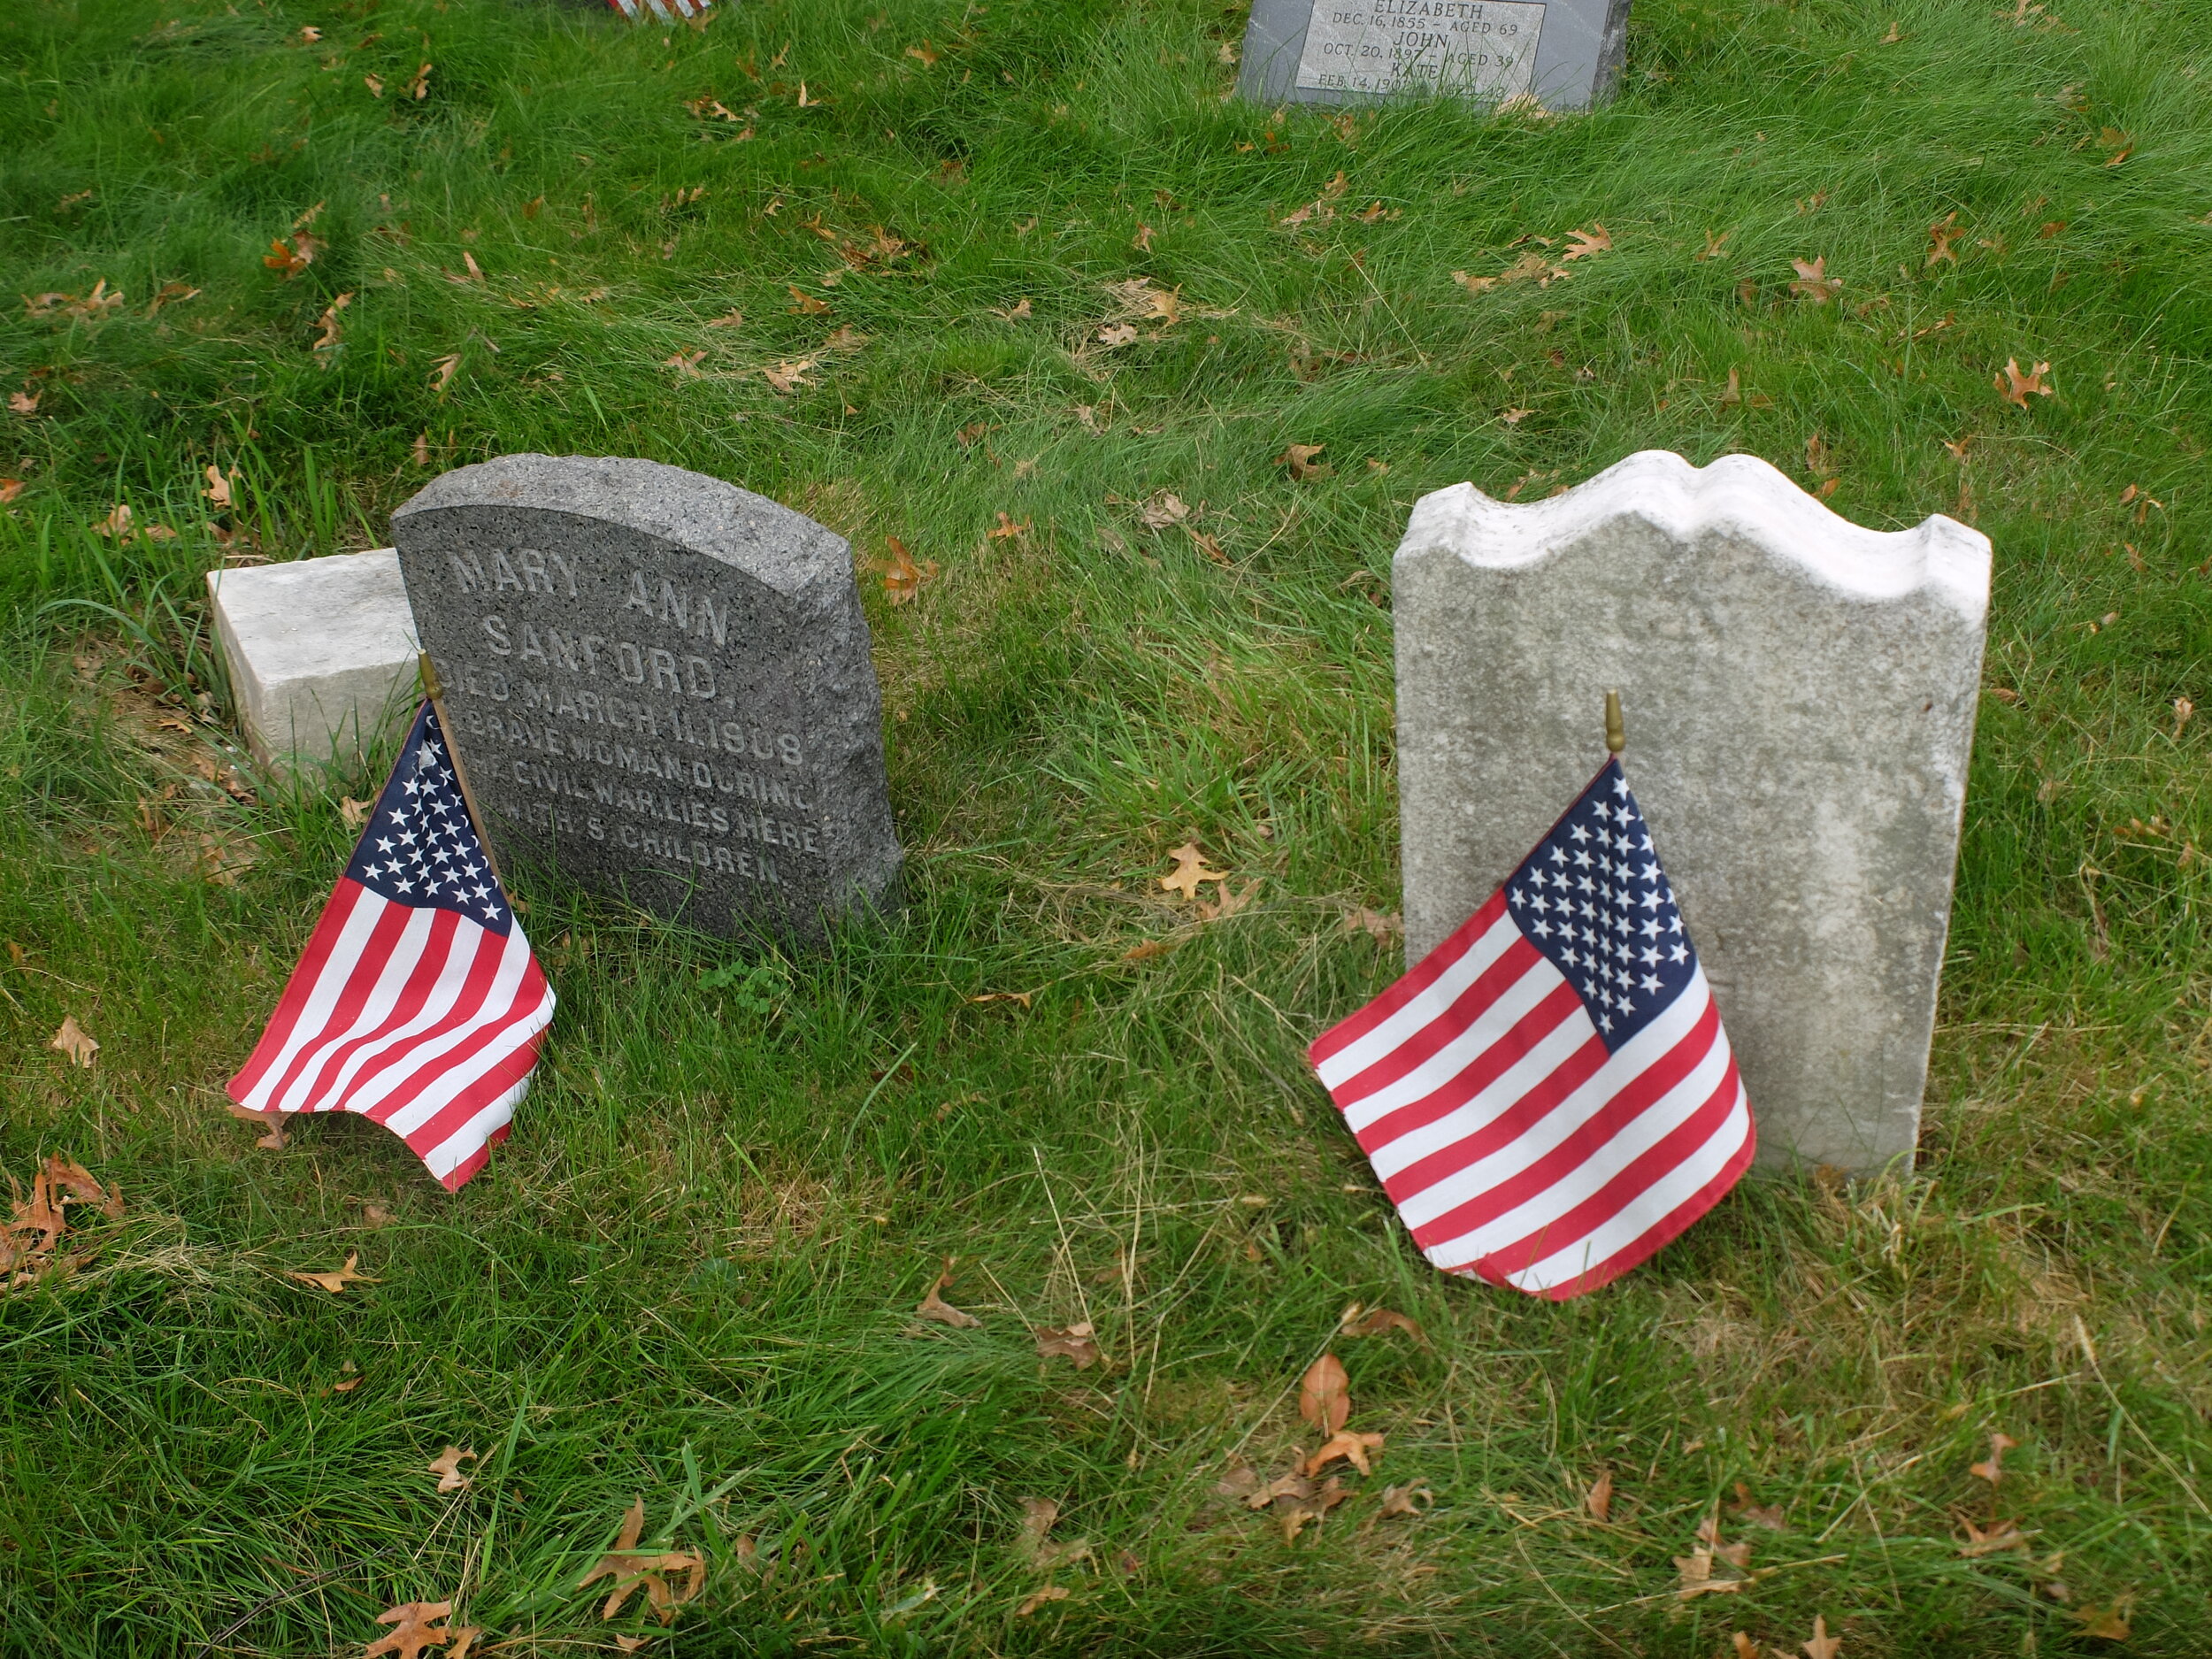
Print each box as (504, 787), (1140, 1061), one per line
(390, 454), (901, 941)
(1394, 450), (1990, 1174)
(1238, 0), (1629, 111)
(207, 547), (419, 776)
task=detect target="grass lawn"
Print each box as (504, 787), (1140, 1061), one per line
(4, 0), (2211, 1651)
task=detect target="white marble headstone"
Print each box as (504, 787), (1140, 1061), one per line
(1392, 451), (1990, 1174)
(1238, 0), (1629, 111)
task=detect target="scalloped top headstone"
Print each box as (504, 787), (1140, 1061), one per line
(391, 454), (901, 942)
(1237, 0), (1629, 111)
(1392, 450), (1991, 1174)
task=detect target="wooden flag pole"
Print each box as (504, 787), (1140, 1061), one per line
(418, 652), (502, 884)
(1605, 688), (1626, 755)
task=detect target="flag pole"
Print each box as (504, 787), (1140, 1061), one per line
(418, 652), (502, 885)
(1605, 688), (1626, 755)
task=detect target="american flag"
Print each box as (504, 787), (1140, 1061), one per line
(1310, 757), (1753, 1298)
(227, 703), (555, 1192)
(602, 0), (711, 18)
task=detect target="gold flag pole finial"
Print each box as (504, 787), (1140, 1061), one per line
(1604, 689), (1625, 755)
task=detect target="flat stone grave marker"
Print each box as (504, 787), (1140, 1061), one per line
(1391, 449), (1990, 1175)
(1238, 0), (1628, 111)
(391, 454), (902, 941)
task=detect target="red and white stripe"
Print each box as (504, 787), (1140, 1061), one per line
(1311, 888), (1753, 1298)
(603, 0), (712, 19)
(229, 879), (555, 1191)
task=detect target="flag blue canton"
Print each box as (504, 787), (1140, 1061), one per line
(343, 704), (511, 936)
(1504, 757), (1694, 1052)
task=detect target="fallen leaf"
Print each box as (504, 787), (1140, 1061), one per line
(1696, 229), (1732, 261)
(990, 297), (1033, 320)
(203, 464), (239, 510)
(410, 62), (432, 100)
(1095, 322), (1138, 348)
(1187, 527), (1230, 565)
(1160, 841), (1227, 902)
(93, 503), (134, 541)
(1297, 1353), (1350, 1435)
(429, 353), (462, 395)
(787, 285), (831, 315)
(226, 1101), (290, 1149)
(1585, 1469), (1614, 1523)
(365, 1601), (454, 1659)
(578, 1498), (705, 1622)
(880, 536), (939, 605)
(264, 234), (320, 278)
(1969, 1431), (2018, 1486)
(1957, 1517), (2027, 1556)
(1343, 906), (1402, 943)
(704, 308), (744, 328)
(340, 796), (372, 829)
(1927, 212), (1962, 266)
(444, 252), (484, 285)
(1194, 877), (1257, 919)
(1015, 1585), (1069, 1617)
(763, 357), (818, 393)
(8, 391), (39, 417)
(1728, 1482), (1786, 1530)
(1277, 442), (1331, 481)
(145, 281), (201, 316)
(1499, 406), (1534, 425)
(1995, 359), (2053, 408)
(445, 1630), (482, 1659)
(1451, 251), (1555, 294)
(2099, 127), (2132, 165)
(663, 349), (706, 377)
(1378, 1483), (1432, 1517)
(2176, 697), (2194, 736)
(1340, 1306), (1427, 1343)
(298, 25), (322, 42)
(2068, 1600), (2131, 1640)
(50, 1016), (98, 1067)
(987, 511), (1031, 541)
(288, 1251), (379, 1294)
(429, 1446), (478, 1493)
(331, 1362), (363, 1394)
(611, 1636), (645, 1654)
(1675, 1547), (1745, 1598)
(1016, 1495), (1059, 1555)
(1789, 256), (1841, 303)
(917, 1261), (980, 1327)
(1302, 1428), (1385, 1477)
(1132, 223), (1155, 252)
(1800, 1614), (1842, 1659)
(1138, 491), (1190, 529)
(1119, 938), (1172, 964)
(42, 1156), (122, 1219)
(1034, 1322), (1101, 1369)
(312, 292), (353, 361)
(1562, 222), (1611, 260)
(0, 479), (21, 503)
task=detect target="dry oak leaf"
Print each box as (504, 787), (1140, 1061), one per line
(1728, 1481), (1786, 1530)
(1697, 229), (1732, 261)
(1340, 1304), (1427, 1344)
(1297, 1352), (1351, 1435)
(1138, 490), (1190, 529)
(763, 357), (818, 394)
(1160, 842), (1228, 902)
(9, 391), (39, 417)
(1957, 1517), (2028, 1556)
(704, 308), (744, 328)
(578, 1499), (706, 1622)
(1969, 1431), (2018, 1486)
(226, 1101), (289, 1149)
(0, 480), (26, 504)
(264, 234), (321, 278)
(1034, 1322), (1101, 1369)
(429, 353), (462, 395)
(987, 511), (1031, 541)
(2067, 1599), (2131, 1640)
(1562, 222), (1611, 259)
(1585, 1469), (1614, 1523)
(1095, 322), (1138, 349)
(880, 536), (938, 605)
(1015, 1585), (1069, 1617)
(1800, 1614), (1842, 1659)
(365, 1601), (455, 1659)
(1674, 1547), (1746, 1598)
(50, 1016), (98, 1067)
(1343, 906), (1402, 943)
(203, 464), (239, 510)
(288, 1251), (379, 1294)
(989, 297), (1033, 320)
(93, 503), (135, 540)
(1302, 1429), (1385, 1477)
(1378, 1483), (1432, 1518)
(1016, 1495), (1060, 1557)
(917, 1262), (981, 1327)
(787, 285), (831, 316)
(1789, 257), (1841, 303)
(1278, 442), (1331, 481)
(43, 1156), (122, 1218)
(1451, 251), (1555, 294)
(1927, 212), (1963, 266)
(429, 1446), (478, 1493)
(409, 63), (432, 100)
(1194, 877), (1258, 920)
(1995, 359), (2053, 408)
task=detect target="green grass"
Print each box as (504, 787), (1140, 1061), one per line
(3, 0), (2210, 1651)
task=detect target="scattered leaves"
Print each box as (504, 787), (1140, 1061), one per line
(880, 536), (939, 605)
(1789, 256), (1841, 302)
(917, 1260), (980, 1327)
(1034, 1322), (1101, 1369)
(288, 1251), (379, 1294)
(1160, 841), (1227, 902)
(1302, 1429), (1385, 1477)
(226, 1101), (290, 1149)
(429, 1447), (478, 1493)
(50, 1015), (98, 1067)
(1995, 358), (2053, 408)
(1277, 442), (1332, 481)
(1297, 1353), (1350, 1435)
(578, 1499), (705, 1623)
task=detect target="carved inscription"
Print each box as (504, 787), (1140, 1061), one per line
(1294, 0), (1542, 98)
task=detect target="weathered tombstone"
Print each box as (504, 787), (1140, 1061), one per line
(1392, 450), (1990, 1174)
(390, 455), (901, 941)
(208, 547), (419, 777)
(1238, 0), (1628, 111)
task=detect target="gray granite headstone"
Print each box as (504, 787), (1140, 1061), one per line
(1238, 0), (1628, 111)
(1392, 450), (1990, 1175)
(390, 455), (900, 941)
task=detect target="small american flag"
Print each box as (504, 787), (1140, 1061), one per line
(603, 0), (711, 19)
(227, 703), (555, 1191)
(1311, 757), (1753, 1298)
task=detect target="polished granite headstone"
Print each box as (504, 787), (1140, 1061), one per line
(1237, 0), (1628, 111)
(391, 455), (901, 941)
